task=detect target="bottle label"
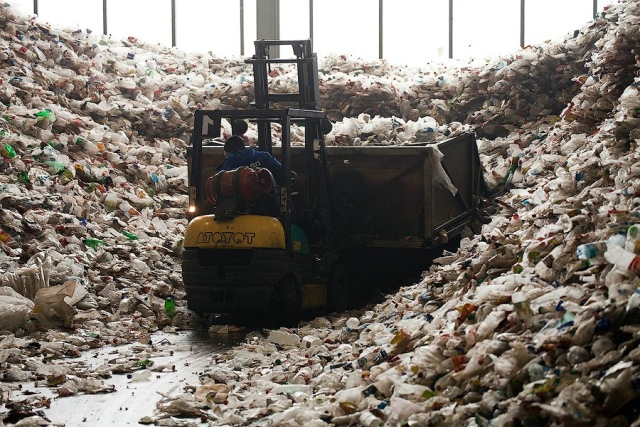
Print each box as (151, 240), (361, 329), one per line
(629, 255), (640, 274)
(577, 242), (607, 260)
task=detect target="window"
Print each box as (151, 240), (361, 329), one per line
(175, 0), (241, 57)
(243, 0), (258, 56)
(4, 0), (628, 61)
(526, 0), (593, 46)
(107, 0), (172, 48)
(4, 0), (34, 18)
(37, 0), (103, 34)
(312, 0), (378, 60)
(383, 0), (449, 67)
(453, 0), (520, 59)
(281, 0), (310, 42)
(599, 0), (619, 9)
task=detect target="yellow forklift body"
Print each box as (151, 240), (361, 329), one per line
(184, 214), (286, 249)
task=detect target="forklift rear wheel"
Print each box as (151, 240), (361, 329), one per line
(328, 264), (350, 313)
(279, 277), (301, 324)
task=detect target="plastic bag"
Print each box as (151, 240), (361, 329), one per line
(33, 281), (78, 328)
(0, 286), (34, 331)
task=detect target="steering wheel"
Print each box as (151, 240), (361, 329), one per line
(289, 170), (299, 187)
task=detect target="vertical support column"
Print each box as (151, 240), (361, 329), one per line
(171, 0), (176, 47)
(257, 0), (280, 57)
(309, 0), (314, 45)
(520, 0), (525, 47)
(103, 0), (107, 35)
(33, 0), (37, 15)
(379, 0), (383, 59)
(448, 0), (453, 59)
(240, 0), (245, 56)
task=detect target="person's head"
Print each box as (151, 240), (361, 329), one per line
(224, 135), (245, 157)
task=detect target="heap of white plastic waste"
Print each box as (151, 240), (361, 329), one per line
(154, 3), (640, 426)
(0, 0), (638, 426)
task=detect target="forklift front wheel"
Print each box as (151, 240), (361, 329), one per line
(328, 264), (350, 313)
(279, 277), (301, 324)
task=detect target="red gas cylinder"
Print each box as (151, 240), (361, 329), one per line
(206, 167), (274, 205)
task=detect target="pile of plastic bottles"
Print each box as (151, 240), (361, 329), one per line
(0, 0), (638, 425)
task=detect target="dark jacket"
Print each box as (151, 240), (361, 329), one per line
(217, 147), (282, 184)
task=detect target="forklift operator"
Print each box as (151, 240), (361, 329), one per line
(216, 135), (283, 185)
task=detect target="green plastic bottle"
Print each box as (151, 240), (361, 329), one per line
(1, 143), (16, 158)
(17, 171), (30, 184)
(84, 238), (108, 250)
(122, 230), (138, 240)
(164, 296), (176, 319)
(44, 160), (65, 174)
(35, 109), (55, 121)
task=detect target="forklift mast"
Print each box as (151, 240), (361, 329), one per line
(249, 39), (320, 109)
(245, 39), (322, 151)
(243, 39), (333, 252)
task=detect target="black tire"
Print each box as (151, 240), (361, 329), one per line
(279, 277), (301, 325)
(328, 264), (350, 313)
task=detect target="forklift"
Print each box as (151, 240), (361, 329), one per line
(182, 40), (344, 322)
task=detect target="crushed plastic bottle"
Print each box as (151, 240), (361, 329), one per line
(76, 137), (99, 154)
(119, 200), (140, 217)
(345, 317), (360, 330)
(268, 329), (301, 347)
(0, 228), (19, 248)
(128, 369), (151, 382)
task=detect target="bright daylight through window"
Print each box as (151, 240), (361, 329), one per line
(8, 0), (619, 66)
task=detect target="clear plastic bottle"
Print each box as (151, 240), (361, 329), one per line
(267, 330), (300, 346)
(576, 241), (607, 260)
(604, 245), (640, 275)
(626, 224), (640, 254)
(608, 233), (627, 248)
(346, 317), (360, 330)
(119, 200), (140, 217)
(626, 288), (640, 312)
(76, 137), (99, 154)
(129, 369), (151, 382)
(359, 411), (383, 427)
(577, 235), (626, 260)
